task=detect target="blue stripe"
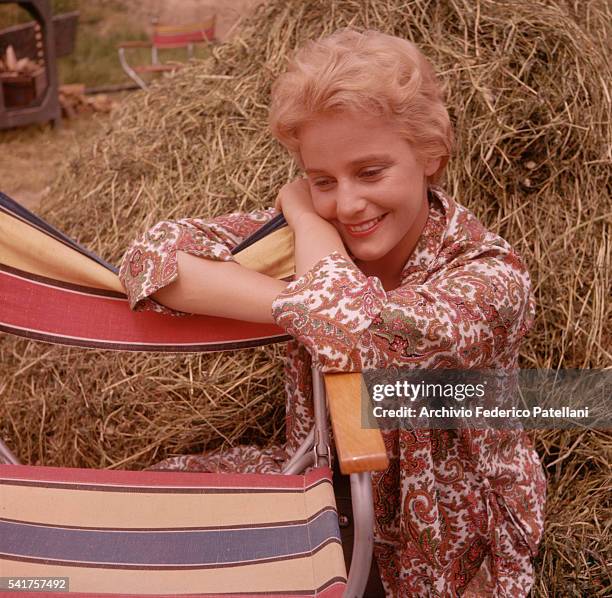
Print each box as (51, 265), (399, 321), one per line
(0, 510), (340, 566)
(231, 213), (288, 254)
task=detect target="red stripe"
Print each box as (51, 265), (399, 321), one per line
(0, 270), (286, 349)
(0, 464), (332, 490)
(10, 594), (344, 598)
(12, 584), (345, 597)
(153, 28), (215, 47)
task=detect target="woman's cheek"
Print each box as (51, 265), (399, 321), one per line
(312, 195), (335, 221)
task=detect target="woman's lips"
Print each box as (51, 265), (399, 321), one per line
(344, 214), (387, 237)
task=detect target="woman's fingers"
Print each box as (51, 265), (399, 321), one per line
(275, 177), (309, 213)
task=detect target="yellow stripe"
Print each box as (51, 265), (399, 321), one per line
(0, 543), (346, 593)
(0, 212), (123, 292)
(1, 209), (293, 291)
(1, 482), (335, 528)
(155, 18), (215, 35)
(233, 227), (295, 280)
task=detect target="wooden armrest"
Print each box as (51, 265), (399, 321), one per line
(117, 40), (152, 49)
(324, 373), (389, 475)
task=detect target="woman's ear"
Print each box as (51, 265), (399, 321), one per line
(424, 156), (443, 177)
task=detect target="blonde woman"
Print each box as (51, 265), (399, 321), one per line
(120, 29), (546, 596)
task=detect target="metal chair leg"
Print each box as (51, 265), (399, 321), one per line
(118, 47), (148, 90)
(0, 438), (20, 465)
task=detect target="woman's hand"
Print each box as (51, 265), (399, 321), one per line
(275, 178), (351, 277)
(275, 178), (321, 230)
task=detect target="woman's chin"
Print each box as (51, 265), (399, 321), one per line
(349, 246), (386, 265)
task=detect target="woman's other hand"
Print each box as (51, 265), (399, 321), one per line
(275, 178), (320, 230)
(275, 178), (350, 277)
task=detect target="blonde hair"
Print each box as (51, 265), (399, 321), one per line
(269, 29), (453, 182)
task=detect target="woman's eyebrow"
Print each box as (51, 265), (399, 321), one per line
(305, 154), (393, 175)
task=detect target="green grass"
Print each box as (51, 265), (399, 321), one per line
(57, 9), (147, 87)
(0, 0), (78, 28)
(1, 1), (212, 89)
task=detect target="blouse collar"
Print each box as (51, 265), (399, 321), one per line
(400, 186), (453, 280)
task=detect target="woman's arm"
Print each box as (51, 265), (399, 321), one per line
(153, 252), (288, 323)
(272, 250), (534, 371)
(119, 209), (280, 316)
(275, 178), (350, 277)
(292, 213), (349, 276)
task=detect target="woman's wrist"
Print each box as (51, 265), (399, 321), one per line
(291, 210), (331, 234)
(292, 213), (350, 276)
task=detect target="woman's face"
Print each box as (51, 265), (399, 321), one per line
(298, 111), (439, 278)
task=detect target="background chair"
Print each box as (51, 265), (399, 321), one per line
(118, 16), (216, 90)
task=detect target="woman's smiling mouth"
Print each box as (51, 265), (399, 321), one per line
(344, 214), (387, 236)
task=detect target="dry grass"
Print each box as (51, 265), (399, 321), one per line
(0, 0), (610, 594)
(0, 117), (106, 208)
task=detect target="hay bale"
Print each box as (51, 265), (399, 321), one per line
(0, 0), (610, 593)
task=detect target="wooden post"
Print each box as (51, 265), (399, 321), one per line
(0, 0), (61, 129)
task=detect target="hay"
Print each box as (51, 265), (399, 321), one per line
(531, 429), (612, 596)
(0, 0), (610, 593)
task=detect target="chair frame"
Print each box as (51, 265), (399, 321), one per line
(283, 367), (378, 597)
(0, 365), (385, 597)
(0, 190), (389, 596)
(117, 16), (217, 90)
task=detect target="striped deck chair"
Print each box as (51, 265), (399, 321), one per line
(118, 16), (217, 90)
(0, 191), (389, 597)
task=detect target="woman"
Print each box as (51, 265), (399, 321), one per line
(120, 29), (546, 596)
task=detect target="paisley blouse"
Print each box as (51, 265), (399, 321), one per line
(119, 187), (546, 597)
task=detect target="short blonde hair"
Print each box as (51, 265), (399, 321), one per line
(269, 29), (453, 182)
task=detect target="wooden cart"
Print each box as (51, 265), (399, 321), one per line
(0, 0), (63, 130)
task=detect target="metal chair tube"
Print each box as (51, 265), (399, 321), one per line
(118, 47), (147, 90)
(0, 438), (20, 465)
(281, 427), (315, 474)
(311, 367), (330, 467)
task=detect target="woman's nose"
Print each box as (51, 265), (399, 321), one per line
(335, 181), (367, 221)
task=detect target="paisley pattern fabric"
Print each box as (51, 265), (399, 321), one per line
(120, 208), (277, 315)
(119, 187), (546, 597)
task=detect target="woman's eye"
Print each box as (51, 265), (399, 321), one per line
(313, 178), (334, 188)
(360, 169), (383, 179)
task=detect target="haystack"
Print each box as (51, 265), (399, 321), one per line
(1, 0), (610, 594)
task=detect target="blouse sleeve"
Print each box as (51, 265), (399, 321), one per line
(271, 242), (534, 371)
(118, 208), (277, 314)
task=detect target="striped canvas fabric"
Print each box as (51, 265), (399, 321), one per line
(0, 193), (348, 595)
(0, 464), (347, 596)
(0, 191), (293, 351)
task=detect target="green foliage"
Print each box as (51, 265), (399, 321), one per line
(0, 1), (77, 28)
(57, 20), (147, 87)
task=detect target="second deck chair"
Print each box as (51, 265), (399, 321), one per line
(118, 16), (217, 90)
(0, 191), (389, 597)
